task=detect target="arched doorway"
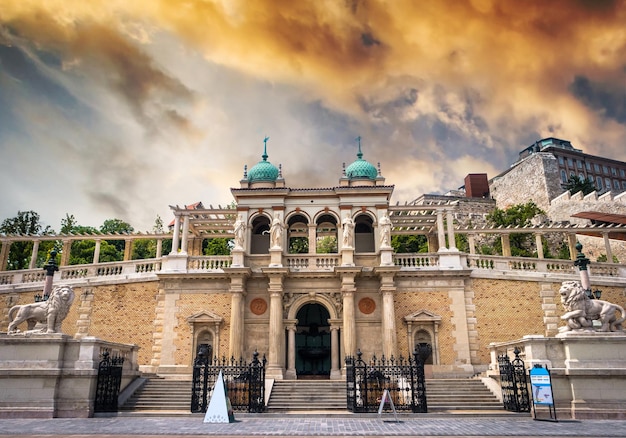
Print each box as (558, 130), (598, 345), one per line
(295, 303), (331, 378)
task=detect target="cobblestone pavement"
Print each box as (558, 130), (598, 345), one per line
(0, 415), (625, 437)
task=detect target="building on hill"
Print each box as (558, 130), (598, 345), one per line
(1, 140), (626, 383)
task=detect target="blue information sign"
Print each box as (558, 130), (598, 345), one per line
(529, 365), (553, 406)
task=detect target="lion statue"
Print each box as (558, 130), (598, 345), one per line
(559, 281), (625, 333)
(7, 285), (75, 334)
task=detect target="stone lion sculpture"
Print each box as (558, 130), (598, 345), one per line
(7, 285), (75, 334)
(559, 280), (625, 333)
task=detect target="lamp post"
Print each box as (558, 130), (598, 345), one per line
(35, 250), (59, 302)
(573, 242), (601, 300)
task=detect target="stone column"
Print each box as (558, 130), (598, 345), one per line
(170, 215), (181, 255)
(338, 268), (360, 357)
(501, 234), (511, 257)
(427, 233), (439, 253)
(603, 233), (614, 263)
(123, 238), (133, 261)
(535, 234), (544, 259)
(330, 325), (341, 379)
(180, 215), (190, 255)
(567, 233), (578, 261)
(93, 240), (102, 264)
(308, 224), (317, 254)
(263, 268), (288, 379)
(436, 211), (447, 251)
(376, 268), (400, 358)
(60, 240), (71, 266)
(29, 240), (40, 269)
(285, 322), (297, 379)
(468, 234), (476, 255)
(156, 239), (163, 259)
(227, 269), (250, 360)
(0, 240), (11, 271)
(446, 210), (457, 251)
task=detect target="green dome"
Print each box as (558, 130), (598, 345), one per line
(248, 138), (279, 183)
(345, 143), (377, 180)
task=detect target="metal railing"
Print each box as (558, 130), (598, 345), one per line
(345, 347), (431, 413)
(191, 348), (266, 413)
(94, 351), (125, 413)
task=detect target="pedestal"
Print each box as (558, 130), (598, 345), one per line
(379, 247), (393, 266)
(341, 248), (354, 266)
(269, 248), (283, 267)
(160, 254), (188, 272)
(231, 249), (245, 267)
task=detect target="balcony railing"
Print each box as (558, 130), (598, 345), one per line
(285, 255), (340, 271)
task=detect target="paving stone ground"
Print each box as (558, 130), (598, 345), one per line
(0, 414), (625, 437)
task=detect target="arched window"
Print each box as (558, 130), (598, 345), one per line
(288, 214), (309, 254)
(250, 216), (270, 254)
(316, 214), (338, 253)
(354, 214), (374, 253)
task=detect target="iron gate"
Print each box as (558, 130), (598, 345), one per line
(497, 347), (530, 412)
(346, 345), (431, 413)
(94, 351), (125, 413)
(191, 348), (266, 413)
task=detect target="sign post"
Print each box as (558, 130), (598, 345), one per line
(529, 364), (557, 422)
(377, 389), (400, 422)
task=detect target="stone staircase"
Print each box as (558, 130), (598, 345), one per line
(119, 378), (192, 413)
(267, 380), (347, 411)
(119, 377), (503, 414)
(426, 378), (503, 411)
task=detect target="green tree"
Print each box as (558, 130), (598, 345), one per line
(204, 238), (233, 255)
(99, 218), (134, 260)
(486, 201), (546, 257)
(564, 175), (595, 196)
(0, 211), (54, 270)
(391, 234), (428, 253)
(316, 236), (337, 253)
(289, 237), (309, 254)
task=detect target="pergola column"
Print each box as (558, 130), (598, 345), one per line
(467, 234), (476, 255)
(567, 233), (578, 261)
(446, 210), (457, 251)
(93, 240), (102, 264)
(29, 240), (40, 269)
(123, 238), (133, 261)
(156, 239), (163, 258)
(180, 215), (190, 254)
(603, 233), (614, 263)
(436, 211), (447, 252)
(170, 215), (181, 254)
(0, 240), (10, 271)
(535, 234), (544, 259)
(60, 240), (71, 266)
(501, 234), (511, 257)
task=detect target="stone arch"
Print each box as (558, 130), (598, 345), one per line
(286, 213), (310, 254)
(249, 212), (272, 254)
(314, 212), (339, 254)
(287, 293), (339, 320)
(354, 212), (375, 253)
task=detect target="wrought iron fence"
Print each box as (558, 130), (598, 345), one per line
(191, 348), (266, 413)
(497, 347), (530, 412)
(94, 351), (125, 413)
(345, 345), (431, 413)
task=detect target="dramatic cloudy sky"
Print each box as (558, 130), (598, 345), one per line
(1, 0), (625, 231)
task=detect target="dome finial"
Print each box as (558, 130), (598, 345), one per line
(355, 136), (363, 159)
(262, 136), (270, 161)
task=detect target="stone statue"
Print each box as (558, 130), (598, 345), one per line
(233, 214), (246, 249)
(270, 214), (284, 249)
(379, 213), (391, 248)
(8, 285), (75, 334)
(342, 215), (354, 248)
(558, 280), (625, 333)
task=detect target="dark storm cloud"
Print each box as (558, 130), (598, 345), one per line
(569, 75), (626, 124)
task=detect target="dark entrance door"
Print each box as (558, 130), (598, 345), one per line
(295, 303), (331, 379)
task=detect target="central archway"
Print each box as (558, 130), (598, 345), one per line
(295, 303), (331, 378)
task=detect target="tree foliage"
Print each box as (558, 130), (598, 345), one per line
(203, 238), (233, 255)
(564, 175), (595, 196)
(316, 236), (337, 253)
(486, 201), (546, 257)
(391, 234), (428, 253)
(0, 211), (55, 270)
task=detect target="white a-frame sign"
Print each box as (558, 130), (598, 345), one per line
(203, 371), (235, 423)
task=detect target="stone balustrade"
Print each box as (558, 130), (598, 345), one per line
(285, 255), (340, 271)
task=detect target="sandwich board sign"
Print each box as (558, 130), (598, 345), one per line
(203, 371), (235, 423)
(377, 389), (399, 422)
(529, 364), (557, 422)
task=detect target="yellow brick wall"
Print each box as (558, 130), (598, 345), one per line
(394, 291), (455, 363)
(88, 282), (159, 365)
(471, 279), (546, 364)
(174, 293), (231, 365)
